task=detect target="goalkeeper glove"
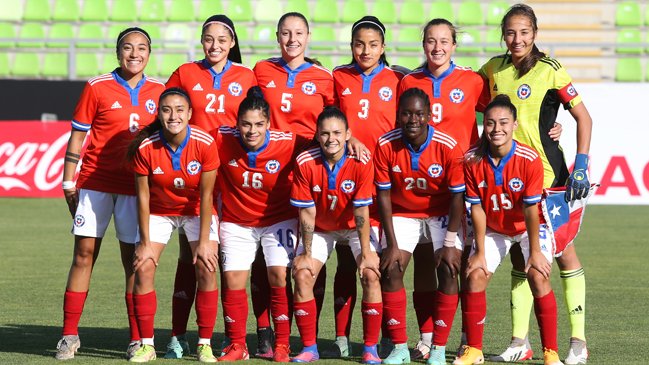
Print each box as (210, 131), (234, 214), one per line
(565, 153), (589, 202)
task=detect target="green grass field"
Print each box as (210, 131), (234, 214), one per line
(0, 198), (647, 364)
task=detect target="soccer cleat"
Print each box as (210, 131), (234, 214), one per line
(55, 335), (80, 360)
(382, 343), (411, 364)
(129, 344), (157, 363)
(127, 340), (142, 360)
(412, 339), (432, 359)
(564, 338), (588, 364)
(164, 336), (189, 359)
(427, 345), (446, 365)
(218, 343), (250, 361)
(291, 345), (319, 363)
(543, 348), (564, 365)
(273, 344), (291, 362)
(322, 336), (352, 358)
(363, 344), (382, 364)
(452, 346), (484, 365)
(197, 344), (217, 363)
(379, 337), (395, 359)
(455, 333), (467, 360)
(256, 326), (275, 358)
(220, 335), (231, 357)
(489, 336), (534, 362)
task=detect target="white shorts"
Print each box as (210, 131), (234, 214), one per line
(296, 227), (381, 264)
(380, 216), (463, 253)
(219, 219), (297, 271)
(469, 224), (554, 274)
(178, 192), (222, 236)
(139, 215), (220, 244)
(72, 188), (138, 243)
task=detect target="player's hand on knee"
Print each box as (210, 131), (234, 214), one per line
(358, 252), (381, 279)
(466, 253), (490, 279)
(379, 245), (403, 279)
(132, 243), (158, 272)
(436, 247), (462, 278)
(525, 251), (552, 280)
(292, 254), (315, 279)
(194, 241), (219, 272)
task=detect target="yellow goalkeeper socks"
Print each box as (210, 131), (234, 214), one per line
(561, 268), (586, 341)
(510, 270), (534, 339)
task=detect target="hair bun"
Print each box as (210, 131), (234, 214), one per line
(492, 94), (511, 103)
(247, 85), (265, 100)
(323, 105), (340, 111)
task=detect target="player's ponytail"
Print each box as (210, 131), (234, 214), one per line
(237, 86), (270, 122)
(316, 105), (349, 131)
(347, 16), (390, 67)
(500, 4), (545, 78)
(202, 15), (242, 64)
(464, 94), (517, 165)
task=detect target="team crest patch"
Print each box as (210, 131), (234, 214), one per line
(302, 82), (317, 95)
(341, 179), (356, 193)
(508, 177), (524, 192)
(567, 84), (577, 97)
(74, 214), (85, 227)
(449, 88), (464, 103)
(427, 164), (443, 178)
(228, 82), (243, 96)
(187, 160), (202, 175)
(379, 86), (393, 101)
(145, 99), (156, 114)
(517, 84), (531, 99)
(265, 160), (280, 173)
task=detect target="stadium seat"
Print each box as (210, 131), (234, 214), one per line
(457, 1), (484, 25)
(485, 27), (506, 53)
(198, 0), (223, 21)
(0, 52), (9, 76)
(110, 0), (137, 21)
(169, 0), (195, 21)
(254, 0), (283, 23)
(106, 24), (123, 48)
(396, 56), (423, 70)
(338, 24), (352, 50)
(617, 29), (642, 54)
(0, 23), (16, 48)
(47, 23), (74, 48)
(457, 27), (482, 53)
(23, 0), (51, 21)
(486, 1), (509, 26)
(194, 26), (203, 49)
(616, 2), (642, 27)
(385, 27), (395, 51)
(646, 5), (649, 27)
(284, 0), (310, 20)
(646, 60), (649, 81)
(227, 0), (253, 21)
(248, 53), (273, 67)
(372, 1), (396, 24)
(77, 53), (99, 77)
(252, 25), (276, 49)
(42, 53), (68, 77)
(160, 53), (189, 76)
(397, 27), (421, 51)
(429, 1), (455, 23)
(615, 58), (642, 82)
(52, 0), (80, 21)
(164, 24), (192, 49)
(312, 0), (339, 23)
(77, 24), (104, 48)
(12, 53), (40, 77)
(0, 0), (23, 21)
(341, 0), (367, 23)
(310, 26), (336, 50)
(315, 55), (333, 70)
(102, 54), (117, 74)
(399, 1), (426, 24)
(140, 0), (166, 22)
(81, 0), (108, 21)
(236, 26), (250, 50)
(145, 54), (158, 76)
(141, 25), (162, 49)
(18, 23), (45, 48)
(454, 56), (480, 70)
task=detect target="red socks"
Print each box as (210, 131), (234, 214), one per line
(250, 263), (271, 328)
(463, 291), (486, 350)
(195, 289), (219, 340)
(413, 291), (436, 334)
(382, 288), (407, 344)
(171, 260), (197, 337)
(133, 291), (157, 340)
(333, 270), (357, 337)
(433, 292), (458, 346)
(222, 289), (248, 346)
(125, 292), (141, 341)
(362, 301), (382, 346)
(62, 289), (88, 336)
(271, 286), (292, 346)
(534, 291), (558, 351)
(294, 299), (317, 347)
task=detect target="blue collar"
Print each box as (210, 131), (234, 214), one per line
(354, 62), (385, 93)
(403, 125), (434, 171)
(112, 69), (147, 106)
(238, 129), (270, 168)
(322, 144), (348, 190)
(160, 126), (191, 171)
(202, 59), (232, 90)
(279, 58), (313, 88)
(423, 62), (455, 98)
(487, 140), (517, 186)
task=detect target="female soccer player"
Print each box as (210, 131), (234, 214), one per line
(375, 88), (466, 365)
(163, 14), (258, 359)
(455, 94), (561, 365)
(324, 15), (405, 358)
(290, 106), (382, 364)
(125, 87), (220, 363)
(56, 27), (165, 360)
(478, 5), (593, 363)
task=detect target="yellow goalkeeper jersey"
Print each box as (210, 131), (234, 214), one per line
(478, 55), (582, 188)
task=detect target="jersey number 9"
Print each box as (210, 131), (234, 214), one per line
(432, 103), (442, 124)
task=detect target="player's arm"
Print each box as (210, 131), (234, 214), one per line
(354, 205), (380, 279)
(436, 192), (464, 276)
(465, 202), (489, 278)
(347, 136), (371, 157)
(565, 102), (593, 202)
(523, 202), (552, 279)
(376, 188), (403, 278)
(62, 128), (88, 218)
(293, 206), (317, 278)
(193, 169), (218, 272)
(133, 173), (157, 272)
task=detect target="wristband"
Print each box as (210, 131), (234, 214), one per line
(62, 181), (76, 190)
(573, 153), (589, 171)
(443, 230), (458, 247)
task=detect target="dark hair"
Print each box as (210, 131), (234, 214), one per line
(500, 4), (545, 78)
(201, 14), (242, 64)
(398, 87), (431, 112)
(347, 16), (390, 67)
(116, 27), (151, 52)
(316, 105), (348, 130)
(237, 86), (270, 122)
(416, 18), (458, 70)
(464, 94), (517, 165)
(277, 12), (323, 67)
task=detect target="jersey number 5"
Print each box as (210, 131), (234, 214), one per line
(281, 93), (293, 113)
(206, 94), (226, 114)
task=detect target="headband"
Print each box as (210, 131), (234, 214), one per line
(117, 30), (151, 46)
(161, 88), (192, 107)
(203, 21), (235, 38)
(351, 20), (385, 37)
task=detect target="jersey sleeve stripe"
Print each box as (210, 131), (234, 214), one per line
(269, 131), (293, 138)
(432, 137), (455, 149)
(290, 198), (315, 208)
(374, 181), (391, 189)
(465, 196), (481, 204)
(516, 145), (539, 158)
(270, 136), (293, 141)
(71, 119), (91, 131)
(523, 195), (542, 204)
(139, 135), (160, 149)
(433, 131), (458, 146)
(378, 130), (402, 146)
(514, 152), (535, 162)
(88, 75), (113, 86)
(449, 184), (466, 193)
(145, 76), (165, 85)
(312, 64), (333, 76)
(190, 135), (214, 146)
(352, 198), (373, 206)
(296, 148), (321, 165)
(192, 129), (215, 142)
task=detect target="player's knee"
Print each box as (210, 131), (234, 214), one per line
(293, 269), (315, 294)
(436, 262), (454, 281)
(267, 267), (289, 287)
(135, 261), (156, 283)
(466, 269), (489, 291)
(526, 269), (551, 296)
(360, 269), (379, 288)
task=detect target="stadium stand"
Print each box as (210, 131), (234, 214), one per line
(81, 0), (109, 21)
(227, 0), (253, 21)
(284, 0), (310, 20)
(458, 1), (484, 25)
(254, 0), (283, 23)
(616, 57), (642, 81)
(399, 1), (426, 25)
(312, 0), (339, 23)
(139, 0), (167, 21)
(47, 22), (73, 48)
(341, 0), (366, 23)
(23, 0), (50, 21)
(52, 0), (80, 21)
(169, 0), (195, 21)
(429, 1), (455, 23)
(110, 0), (137, 21)
(371, 0), (396, 24)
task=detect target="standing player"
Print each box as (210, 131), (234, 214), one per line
(163, 14), (258, 359)
(55, 27), (164, 360)
(125, 87), (220, 363)
(290, 106), (382, 364)
(375, 88), (466, 365)
(478, 5), (593, 363)
(455, 94), (561, 365)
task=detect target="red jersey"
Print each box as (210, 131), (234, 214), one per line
(333, 63), (405, 151)
(254, 58), (335, 137)
(166, 59), (257, 130)
(397, 63), (490, 152)
(291, 146), (374, 232)
(73, 70), (165, 195)
(464, 140), (544, 236)
(133, 126), (219, 216)
(212, 126), (312, 227)
(374, 126), (465, 218)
